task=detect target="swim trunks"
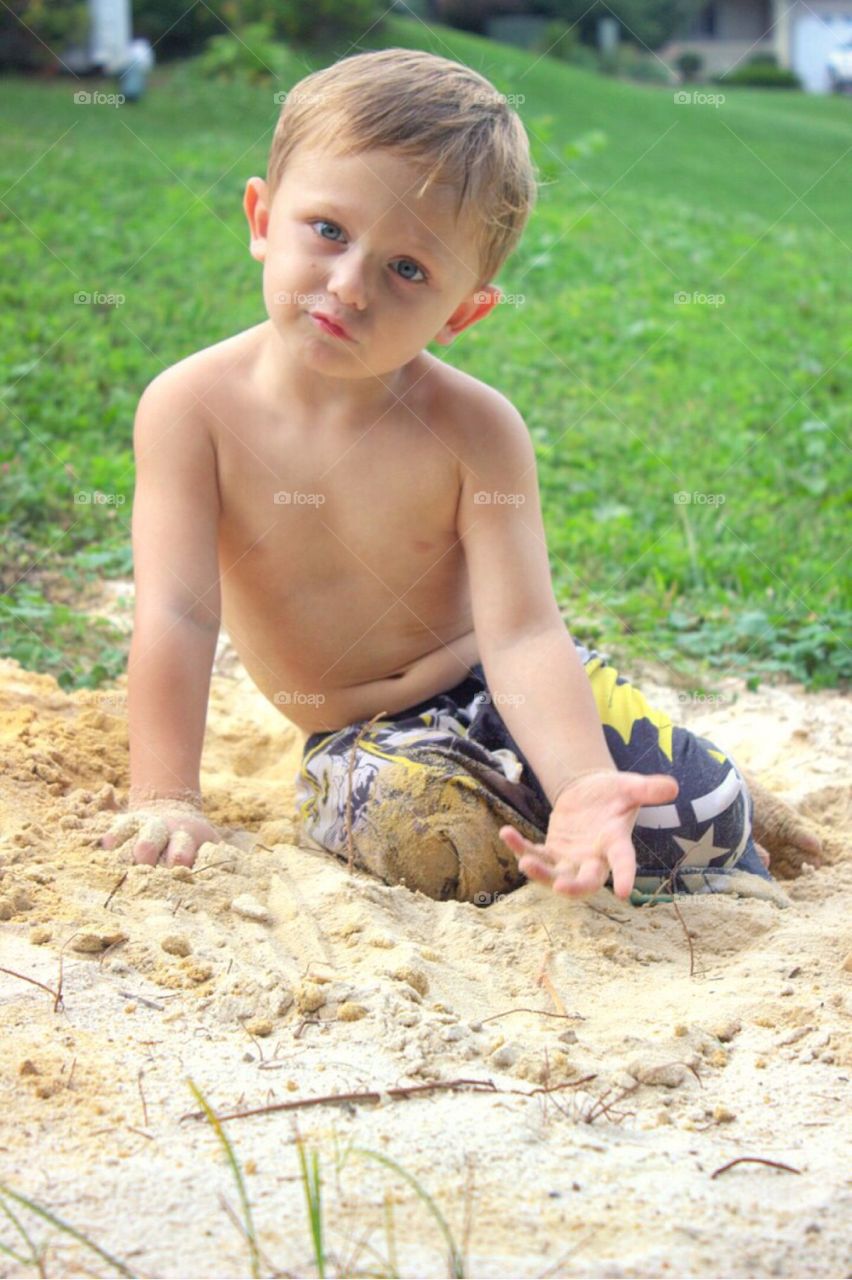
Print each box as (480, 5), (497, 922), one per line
(295, 635), (785, 906)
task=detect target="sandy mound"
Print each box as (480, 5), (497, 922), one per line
(0, 630), (850, 1278)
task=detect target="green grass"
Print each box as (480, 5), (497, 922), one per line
(0, 15), (849, 689)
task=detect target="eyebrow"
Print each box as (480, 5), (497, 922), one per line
(300, 200), (452, 266)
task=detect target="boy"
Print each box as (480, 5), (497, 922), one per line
(102, 48), (820, 904)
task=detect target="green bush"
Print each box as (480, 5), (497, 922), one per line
(132, 0), (387, 63)
(532, 0), (709, 55)
(132, 0), (222, 61)
(252, 0), (387, 49)
(676, 49), (703, 82)
(0, 0), (89, 72)
(535, 21), (600, 69)
(192, 22), (293, 84)
(601, 43), (674, 84)
(718, 61), (801, 88)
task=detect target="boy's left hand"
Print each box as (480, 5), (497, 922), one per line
(500, 770), (680, 900)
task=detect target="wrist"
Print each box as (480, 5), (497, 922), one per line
(128, 785), (203, 811)
(550, 768), (617, 806)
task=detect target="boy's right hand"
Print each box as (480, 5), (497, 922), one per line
(100, 800), (222, 868)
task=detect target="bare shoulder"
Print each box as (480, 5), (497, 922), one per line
(423, 354), (530, 468)
(140, 324), (263, 418)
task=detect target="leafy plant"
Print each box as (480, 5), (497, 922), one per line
(0, 0), (89, 72)
(718, 61), (801, 88)
(193, 21), (293, 84)
(676, 49), (703, 82)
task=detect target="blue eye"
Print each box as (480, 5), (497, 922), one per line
(312, 219), (344, 241)
(310, 220), (426, 283)
(393, 259), (426, 284)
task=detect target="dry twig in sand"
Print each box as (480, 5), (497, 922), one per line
(102, 870), (127, 909)
(0, 966), (63, 1013)
(479, 1006), (584, 1026)
(182, 1077), (500, 1123)
(710, 1156), (802, 1179)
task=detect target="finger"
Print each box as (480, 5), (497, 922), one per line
(131, 816), (170, 866)
(164, 830), (197, 868)
(795, 827), (823, 858)
(100, 815), (139, 851)
(554, 856), (608, 899)
(500, 825), (547, 860)
(517, 855), (555, 884)
(606, 834), (637, 899)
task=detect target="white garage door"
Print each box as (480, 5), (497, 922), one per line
(792, 11), (852, 92)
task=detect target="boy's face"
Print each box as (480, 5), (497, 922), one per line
(243, 145), (501, 381)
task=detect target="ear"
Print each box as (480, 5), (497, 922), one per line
(433, 283), (502, 346)
(244, 177), (271, 263)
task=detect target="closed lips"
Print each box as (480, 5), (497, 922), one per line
(311, 312), (352, 339)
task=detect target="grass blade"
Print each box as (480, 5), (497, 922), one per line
(351, 1147), (465, 1278)
(0, 1239), (31, 1266)
(0, 1181), (134, 1277)
(187, 1079), (261, 1279)
(295, 1136), (325, 1279)
(0, 1191), (41, 1265)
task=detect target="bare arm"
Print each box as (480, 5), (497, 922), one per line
(458, 387), (679, 899)
(456, 388), (616, 804)
(481, 628), (616, 806)
(100, 368), (228, 867)
(126, 611), (218, 806)
(125, 366), (222, 803)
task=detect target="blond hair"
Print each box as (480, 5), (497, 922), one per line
(266, 48), (538, 285)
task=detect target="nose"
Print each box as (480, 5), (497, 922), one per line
(325, 248), (369, 311)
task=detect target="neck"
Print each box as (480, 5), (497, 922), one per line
(254, 321), (422, 425)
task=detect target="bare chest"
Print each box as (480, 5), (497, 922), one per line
(214, 404), (460, 586)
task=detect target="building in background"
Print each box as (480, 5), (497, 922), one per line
(661, 0), (852, 92)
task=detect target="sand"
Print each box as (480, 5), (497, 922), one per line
(0, 585), (850, 1279)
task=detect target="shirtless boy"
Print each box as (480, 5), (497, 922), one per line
(102, 48), (821, 904)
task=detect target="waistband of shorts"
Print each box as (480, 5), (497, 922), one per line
(304, 663), (486, 751)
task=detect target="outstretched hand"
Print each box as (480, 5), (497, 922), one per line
(500, 770), (680, 900)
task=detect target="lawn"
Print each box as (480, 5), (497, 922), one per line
(0, 14), (849, 690)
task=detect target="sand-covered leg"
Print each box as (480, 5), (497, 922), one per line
(741, 770), (823, 879)
(350, 759), (533, 902)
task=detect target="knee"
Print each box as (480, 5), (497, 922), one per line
(355, 761), (525, 903)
